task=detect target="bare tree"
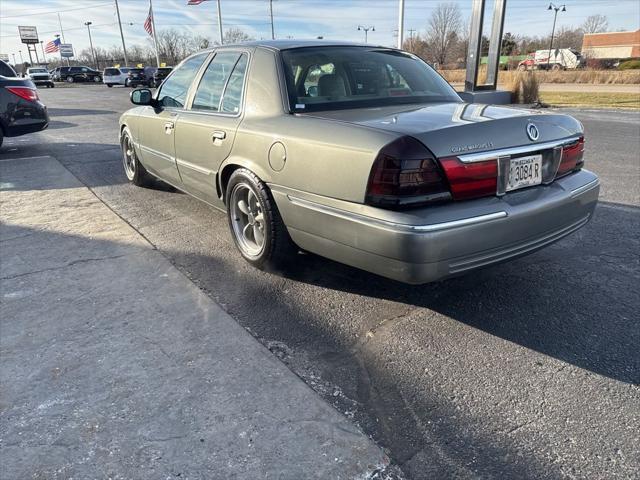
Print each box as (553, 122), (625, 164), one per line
(425, 3), (462, 65)
(221, 28), (254, 45)
(581, 14), (609, 34)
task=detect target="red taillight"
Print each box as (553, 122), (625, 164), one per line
(556, 136), (584, 177)
(365, 136), (451, 208)
(438, 156), (498, 201)
(5, 86), (39, 102)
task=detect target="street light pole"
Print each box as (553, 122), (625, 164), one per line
(357, 25), (375, 43)
(12, 53), (16, 65)
(546, 3), (566, 70)
(217, 0), (223, 45)
(114, 0), (129, 66)
(269, 0), (275, 40)
(85, 22), (98, 70)
(397, 0), (405, 49)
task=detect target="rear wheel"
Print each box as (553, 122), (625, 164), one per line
(225, 168), (295, 270)
(66, 76), (74, 83)
(107, 83), (113, 88)
(94, 76), (102, 83)
(121, 128), (152, 187)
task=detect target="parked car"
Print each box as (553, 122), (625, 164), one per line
(103, 66), (132, 87)
(119, 41), (599, 284)
(0, 60), (49, 148)
(150, 66), (172, 87)
(25, 67), (55, 88)
(518, 49), (584, 70)
(124, 68), (150, 88)
(54, 66), (102, 83)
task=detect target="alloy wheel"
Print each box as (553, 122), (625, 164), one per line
(230, 183), (266, 257)
(122, 134), (136, 180)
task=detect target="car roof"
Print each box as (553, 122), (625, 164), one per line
(207, 39), (387, 52)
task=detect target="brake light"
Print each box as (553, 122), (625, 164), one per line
(438, 156), (498, 200)
(5, 86), (39, 102)
(556, 136), (584, 177)
(365, 136), (451, 208)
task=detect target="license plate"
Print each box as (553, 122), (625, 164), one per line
(507, 154), (543, 192)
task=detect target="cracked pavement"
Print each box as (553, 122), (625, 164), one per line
(1, 85), (638, 479)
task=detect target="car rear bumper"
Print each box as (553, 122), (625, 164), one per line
(3, 102), (49, 137)
(270, 169), (599, 284)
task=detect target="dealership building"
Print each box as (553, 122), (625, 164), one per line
(582, 29), (640, 59)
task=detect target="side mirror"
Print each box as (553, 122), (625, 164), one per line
(130, 88), (155, 106)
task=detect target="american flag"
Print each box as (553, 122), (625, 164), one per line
(187, 0), (210, 5)
(144, 4), (154, 36)
(45, 37), (61, 53)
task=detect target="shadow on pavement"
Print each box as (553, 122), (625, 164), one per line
(47, 107), (117, 116)
(277, 202), (640, 386)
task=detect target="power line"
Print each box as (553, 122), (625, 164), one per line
(0, 2), (113, 19)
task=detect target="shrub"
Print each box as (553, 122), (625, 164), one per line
(619, 60), (640, 70)
(507, 71), (540, 104)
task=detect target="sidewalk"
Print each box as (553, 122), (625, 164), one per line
(0, 156), (388, 479)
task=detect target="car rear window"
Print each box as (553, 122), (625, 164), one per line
(281, 46), (460, 112)
(129, 68), (144, 74)
(0, 60), (16, 77)
(104, 68), (120, 75)
(156, 68), (172, 74)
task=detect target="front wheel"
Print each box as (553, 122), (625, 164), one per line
(225, 168), (296, 270)
(121, 128), (152, 187)
(107, 83), (113, 88)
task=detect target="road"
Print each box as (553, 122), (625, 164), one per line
(2, 85), (638, 479)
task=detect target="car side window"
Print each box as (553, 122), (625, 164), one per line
(157, 53), (208, 108)
(192, 52), (241, 112)
(220, 54), (248, 114)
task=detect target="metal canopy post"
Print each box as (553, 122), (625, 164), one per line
(465, 0), (485, 92)
(485, 0), (507, 87)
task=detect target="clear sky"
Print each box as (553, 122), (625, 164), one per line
(1, 0), (639, 62)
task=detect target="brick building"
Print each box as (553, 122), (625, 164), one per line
(582, 30), (640, 59)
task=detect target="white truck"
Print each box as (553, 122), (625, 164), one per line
(518, 49), (584, 70)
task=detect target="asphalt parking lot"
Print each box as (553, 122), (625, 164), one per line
(2, 84), (639, 479)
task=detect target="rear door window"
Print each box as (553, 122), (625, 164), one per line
(157, 53), (208, 108)
(192, 52), (241, 112)
(220, 54), (248, 113)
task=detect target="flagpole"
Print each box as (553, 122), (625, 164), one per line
(58, 13), (70, 66)
(149, 0), (160, 67)
(217, 0), (223, 45)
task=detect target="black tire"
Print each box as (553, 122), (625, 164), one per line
(107, 83), (113, 88)
(121, 128), (153, 187)
(94, 76), (102, 83)
(124, 78), (130, 87)
(225, 168), (296, 270)
(0, 129), (4, 149)
(49, 82), (55, 88)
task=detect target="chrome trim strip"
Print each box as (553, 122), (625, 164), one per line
(176, 158), (213, 175)
(457, 137), (581, 163)
(570, 178), (599, 198)
(287, 195), (507, 233)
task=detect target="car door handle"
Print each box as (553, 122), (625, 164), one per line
(212, 130), (226, 141)
(164, 121), (175, 135)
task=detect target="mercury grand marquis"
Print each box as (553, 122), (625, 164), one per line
(119, 40), (599, 284)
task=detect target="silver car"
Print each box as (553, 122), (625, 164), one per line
(119, 41), (599, 284)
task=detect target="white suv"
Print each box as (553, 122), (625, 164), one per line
(103, 67), (132, 87)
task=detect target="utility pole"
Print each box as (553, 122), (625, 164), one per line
(85, 22), (98, 70)
(397, 0), (405, 49)
(149, 0), (161, 66)
(58, 12), (70, 66)
(12, 53), (16, 65)
(217, 0), (224, 45)
(19, 50), (23, 64)
(546, 3), (566, 70)
(357, 25), (375, 43)
(407, 28), (416, 51)
(269, 0), (275, 40)
(114, 0), (128, 66)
